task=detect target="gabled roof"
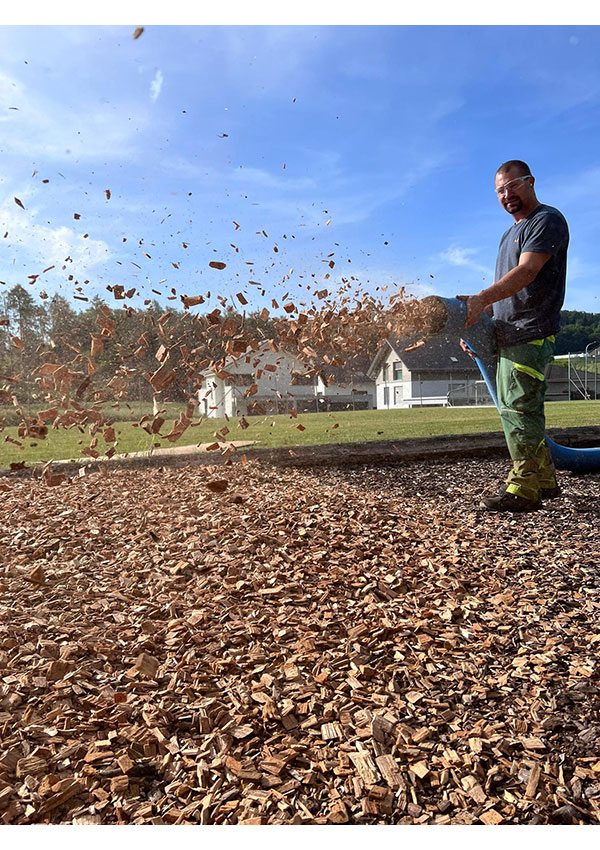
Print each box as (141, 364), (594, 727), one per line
(202, 343), (376, 385)
(201, 341), (307, 377)
(367, 335), (479, 378)
(317, 353), (376, 386)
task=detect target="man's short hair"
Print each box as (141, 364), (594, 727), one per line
(496, 160), (531, 177)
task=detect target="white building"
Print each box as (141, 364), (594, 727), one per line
(198, 344), (313, 418)
(198, 344), (375, 418)
(367, 336), (491, 408)
(314, 363), (375, 411)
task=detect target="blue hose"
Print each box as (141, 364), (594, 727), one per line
(434, 296), (600, 473)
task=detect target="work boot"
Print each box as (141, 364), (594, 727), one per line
(480, 491), (540, 512)
(540, 484), (562, 500)
(495, 483), (561, 502)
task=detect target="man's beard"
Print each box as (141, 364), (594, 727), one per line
(504, 198), (523, 213)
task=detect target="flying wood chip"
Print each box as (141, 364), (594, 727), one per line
(133, 652), (159, 678)
(205, 479), (229, 493)
(181, 294), (205, 309)
(14, 197), (25, 209)
(42, 467), (67, 487)
(105, 189), (111, 199)
(28, 565), (45, 584)
(404, 338), (427, 352)
(133, 27), (144, 39)
(209, 261), (227, 270)
(148, 363), (177, 392)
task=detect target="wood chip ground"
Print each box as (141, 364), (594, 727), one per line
(1, 457), (599, 825)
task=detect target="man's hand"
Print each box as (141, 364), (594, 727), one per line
(456, 293), (487, 328)
(459, 338), (476, 358)
(455, 253), (550, 329)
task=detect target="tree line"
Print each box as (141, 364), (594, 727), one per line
(0, 284), (380, 408)
(554, 310), (600, 356)
(0, 285), (284, 406)
(1, 284), (598, 408)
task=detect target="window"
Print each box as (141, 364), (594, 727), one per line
(230, 373), (254, 386)
(382, 363), (389, 381)
(291, 371), (315, 386)
(392, 360), (403, 380)
(383, 386), (389, 406)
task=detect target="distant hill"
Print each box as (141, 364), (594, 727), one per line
(556, 310), (600, 355)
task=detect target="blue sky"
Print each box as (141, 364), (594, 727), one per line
(2, 22), (600, 317)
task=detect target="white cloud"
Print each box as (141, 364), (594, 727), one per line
(150, 69), (163, 103)
(231, 166), (317, 193)
(229, 150), (449, 229)
(164, 151), (446, 233)
(440, 246), (493, 278)
(0, 69), (148, 162)
(2, 203), (110, 276)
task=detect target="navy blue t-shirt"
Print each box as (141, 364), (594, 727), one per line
(492, 203), (569, 346)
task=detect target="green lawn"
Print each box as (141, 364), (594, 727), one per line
(1, 400), (599, 469)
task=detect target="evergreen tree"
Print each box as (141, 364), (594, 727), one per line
(2, 285), (47, 402)
(48, 294), (83, 362)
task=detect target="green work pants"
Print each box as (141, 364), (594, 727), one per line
(496, 338), (557, 501)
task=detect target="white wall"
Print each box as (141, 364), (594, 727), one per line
(375, 349), (412, 409)
(315, 377), (375, 408)
(373, 347), (490, 408)
(199, 347), (318, 418)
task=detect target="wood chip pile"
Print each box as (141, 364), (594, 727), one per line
(1, 457), (599, 825)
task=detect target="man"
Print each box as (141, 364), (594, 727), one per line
(458, 160), (569, 512)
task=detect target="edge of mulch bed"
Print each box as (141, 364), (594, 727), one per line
(3, 425), (600, 478)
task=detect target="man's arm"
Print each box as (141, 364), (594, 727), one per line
(457, 251), (552, 328)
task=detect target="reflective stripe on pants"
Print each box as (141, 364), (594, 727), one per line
(496, 338), (557, 500)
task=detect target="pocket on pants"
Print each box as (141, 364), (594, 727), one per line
(503, 366), (545, 416)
